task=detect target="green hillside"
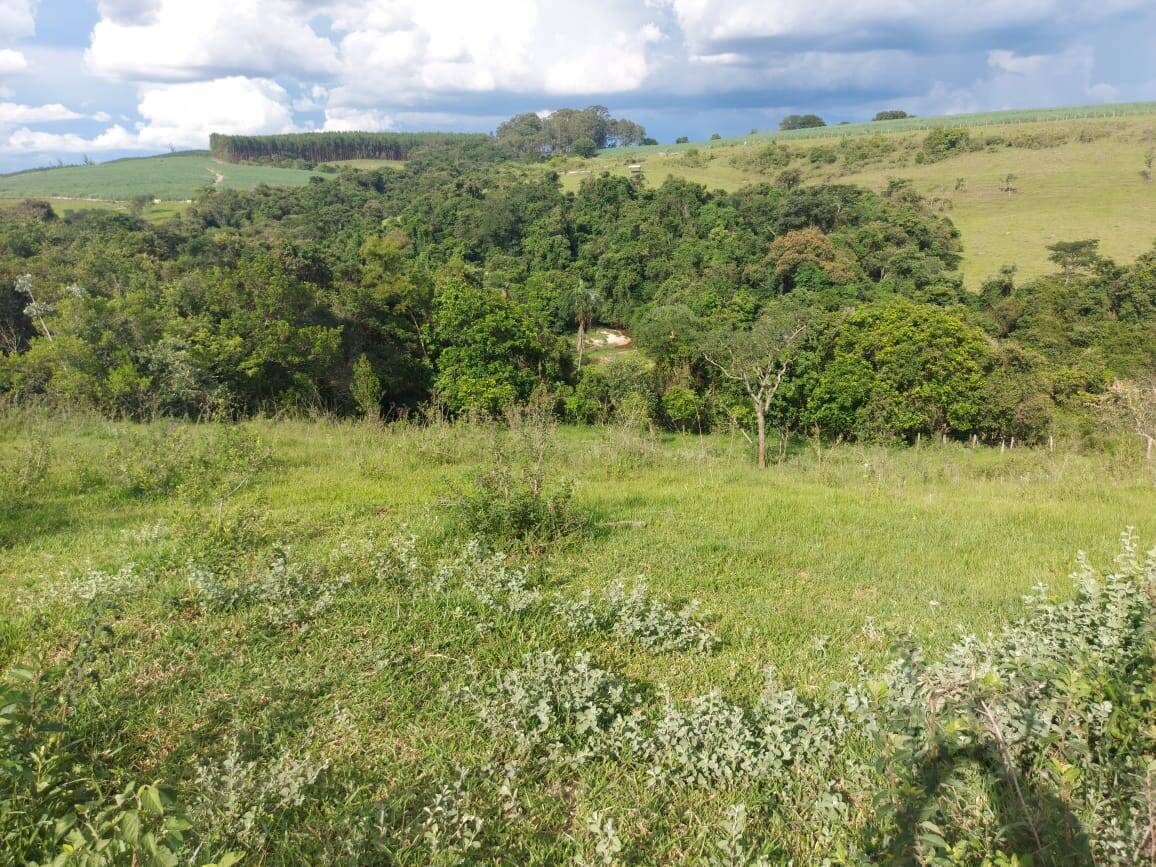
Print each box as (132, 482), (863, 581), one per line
(572, 104), (1156, 287)
(0, 151), (320, 201)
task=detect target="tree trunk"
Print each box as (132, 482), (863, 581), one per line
(755, 404), (767, 469)
(576, 317), (587, 370)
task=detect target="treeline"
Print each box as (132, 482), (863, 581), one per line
(496, 105), (648, 157)
(209, 106), (649, 169)
(0, 161), (1153, 449)
(209, 131), (493, 165)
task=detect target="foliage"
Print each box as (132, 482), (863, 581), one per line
(780, 114), (827, 131)
(920, 126), (973, 162)
(445, 401), (589, 550)
(802, 300), (995, 441)
(210, 130), (492, 165)
(0, 664), (234, 866)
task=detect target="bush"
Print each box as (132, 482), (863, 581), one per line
(571, 137), (597, 158)
(661, 385), (703, 431)
(466, 532), (1156, 863)
(446, 401), (589, 551)
(921, 127), (972, 162)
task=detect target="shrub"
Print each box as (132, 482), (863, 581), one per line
(186, 545), (349, 631)
(921, 126), (972, 162)
(446, 401), (589, 551)
(191, 745), (327, 853)
(473, 651), (644, 764)
(661, 385), (703, 431)
(552, 578), (719, 653)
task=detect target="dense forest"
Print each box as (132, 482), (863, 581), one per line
(1, 157), (1154, 447)
(209, 131), (495, 167)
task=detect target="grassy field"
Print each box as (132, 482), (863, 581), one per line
(0, 151), (320, 201)
(571, 110), (1156, 287)
(4, 414), (1151, 683)
(2, 413), (1153, 861)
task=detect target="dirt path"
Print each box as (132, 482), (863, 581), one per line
(205, 167), (224, 186)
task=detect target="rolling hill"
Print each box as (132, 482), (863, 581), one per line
(572, 102), (1156, 287)
(3, 101), (1155, 287)
(0, 151), (321, 202)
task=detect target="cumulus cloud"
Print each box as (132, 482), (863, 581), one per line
(134, 76), (296, 147)
(1, 75), (297, 154)
(322, 106), (395, 131)
(0, 47), (25, 73)
(3, 0), (1156, 169)
(988, 50), (1047, 75)
(321, 0), (662, 110)
(96, 0), (161, 25)
(0, 0), (35, 42)
(0, 101), (85, 123)
(2, 124), (139, 153)
(86, 0), (340, 81)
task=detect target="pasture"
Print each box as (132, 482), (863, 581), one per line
(2, 412), (1153, 862)
(571, 110), (1156, 287)
(0, 151), (320, 201)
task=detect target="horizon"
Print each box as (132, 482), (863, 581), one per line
(1, 0), (1155, 172)
(6, 97), (1155, 175)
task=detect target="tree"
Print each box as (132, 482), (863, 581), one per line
(675, 136), (689, 144)
(779, 114), (826, 131)
(710, 133), (722, 141)
(350, 354), (383, 419)
(1047, 239), (1102, 282)
(564, 280), (602, 371)
(873, 110), (910, 121)
(571, 137), (597, 158)
(804, 300), (992, 442)
(1105, 376), (1156, 459)
(701, 302), (808, 468)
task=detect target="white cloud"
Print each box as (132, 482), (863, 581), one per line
(134, 76), (296, 148)
(988, 50), (1046, 75)
(1, 75), (298, 154)
(322, 106), (395, 131)
(86, 0), (340, 81)
(907, 44), (1116, 117)
(2, 124), (139, 153)
(96, 0), (161, 24)
(0, 0), (35, 41)
(0, 47), (26, 73)
(0, 101), (84, 123)
(327, 0), (659, 107)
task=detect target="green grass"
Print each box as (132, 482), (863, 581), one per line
(568, 109), (1156, 288)
(0, 151), (321, 201)
(604, 100), (1156, 157)
(1, 414), (1152, 861)
(4, 416), (1152, 684)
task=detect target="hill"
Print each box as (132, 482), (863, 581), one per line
(0, 151), (321, 203)
(570, 102), (1156, 287)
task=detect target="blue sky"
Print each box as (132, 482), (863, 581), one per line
(0, 0), (1154, 171)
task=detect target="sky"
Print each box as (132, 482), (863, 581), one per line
(0, 0), (1154, 171)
